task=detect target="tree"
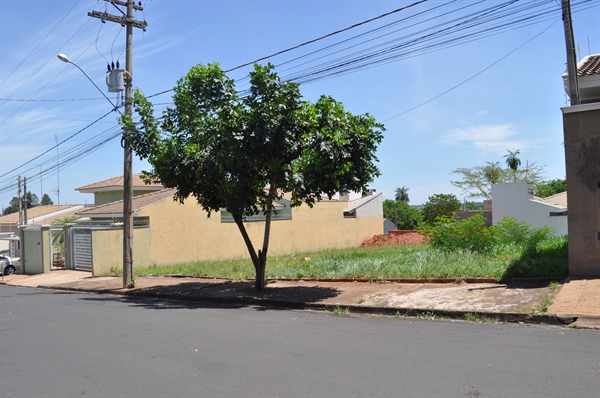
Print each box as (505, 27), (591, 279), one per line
(121, 63), (384, 291)
(535, 178), (566, 198)
(383, 199), (421, 230)
(2, 197), (20, 215)
(504, 149), (521, 182)
(26, 192), (39, 208)
(41, 193), (53, 205)
(451, 160), (545, 200)
(421, 193), (461, 225)
(394, 186), (409, 203)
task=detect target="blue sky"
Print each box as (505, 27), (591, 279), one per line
(1, 0), (599, 210)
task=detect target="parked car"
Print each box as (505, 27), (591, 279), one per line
(0, 255), (20, 275)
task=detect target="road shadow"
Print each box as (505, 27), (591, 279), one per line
(77, 281), (341, 311)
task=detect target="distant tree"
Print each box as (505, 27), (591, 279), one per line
(383, 199), (421, 230)
(535, 178), (566, 198)
(2, 197), (20, 215)
(504, 149), (521, 182)
(421, 193), (461, 225)
(464, 201), (484, 211)
(122, 63), (384, 291)
(452, 160), (545, 200)
(41, 193), (54, 206)
(26, 192), (39, 208)
(394, 186), (410, 203)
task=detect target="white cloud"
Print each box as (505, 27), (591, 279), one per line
(440, 124), (536, 156)
(477, 110), (489, 116)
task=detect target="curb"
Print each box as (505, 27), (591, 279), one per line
(36, 284), (569, 326)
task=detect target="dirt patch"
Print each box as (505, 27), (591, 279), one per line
(361, 232), (426, 247)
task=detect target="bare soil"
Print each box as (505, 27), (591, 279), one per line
(361, 232), (426, 247)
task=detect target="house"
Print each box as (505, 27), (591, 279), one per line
(561, 53), (600, 276)
(19, 175), (383, 275)
(491, 183), (567, 236)
(563, 54), (600, 104)
(0, 204), (84, 258)
(75, 174), (164, 206)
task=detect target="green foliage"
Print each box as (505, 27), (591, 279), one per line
(122, 62), (384, 290)
(421, 193), (461, 225)
(534, 178), (566, 198)
(419, 214), (495, 252)
(464, 201), (484, 211)
(3, 192), (40, 215)
(383, 199), (422, 230)
(41, 193), (53, 205)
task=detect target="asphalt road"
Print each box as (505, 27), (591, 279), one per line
(1, 285), (598, 397)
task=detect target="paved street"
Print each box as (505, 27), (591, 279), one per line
(1, 285), (598, 397)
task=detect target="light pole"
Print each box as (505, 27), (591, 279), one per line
(57, 54), (121, 113)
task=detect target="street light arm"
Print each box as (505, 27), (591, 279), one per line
(57, 54), (122, 115)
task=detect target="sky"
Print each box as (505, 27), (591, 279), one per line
(1, 0), (599, 210)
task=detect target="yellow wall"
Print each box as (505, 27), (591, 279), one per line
(91, 227), (151, 276)
(133, 197), (382, 268)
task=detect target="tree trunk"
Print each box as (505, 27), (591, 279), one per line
(254, 250), (266, 291)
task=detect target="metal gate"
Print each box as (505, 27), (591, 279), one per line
(49, 227), (66, 269)
(72, 228), (93, 271)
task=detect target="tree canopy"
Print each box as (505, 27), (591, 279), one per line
(421, 193), (461, 225)
(451, 159), (545, 200)
(121, 63), (384, 290)
(383, 199), (421, 230)
(535, 178), (566, 198)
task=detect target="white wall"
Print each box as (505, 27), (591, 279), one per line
(491, 183), (568, 236)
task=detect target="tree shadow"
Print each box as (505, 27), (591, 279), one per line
(501, 240), (568, 282)
(77, 280), (341, 311)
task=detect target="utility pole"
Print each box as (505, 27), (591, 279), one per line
(23, 177), (28, 225)
(88, 0), (147, 288)
(562, 0), (580, 105)
(18, 176), (22, 226)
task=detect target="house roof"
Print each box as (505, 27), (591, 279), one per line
(0, 205), (84, 225)
(577, 54), (600, 76)
(77, 188), (176, 217)
(343, 192), (382, 213)
(76, 174), (164, 193)
(544, 191), (567, 208)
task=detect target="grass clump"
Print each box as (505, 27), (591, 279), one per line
(465, 313), (499, 323)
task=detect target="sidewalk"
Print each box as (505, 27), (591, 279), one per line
(1, 270), (598, 328)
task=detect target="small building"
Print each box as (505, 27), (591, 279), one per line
(491, 183), (567, 236)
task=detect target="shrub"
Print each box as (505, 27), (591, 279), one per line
(419, 214), (495, 252)
(421, 193), (461, 225)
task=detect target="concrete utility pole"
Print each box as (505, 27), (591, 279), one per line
(23, 177), (28, 225)
(562, 0), (580, 105)
(88, 0), (147, 288)
(18, 176), (22, 226)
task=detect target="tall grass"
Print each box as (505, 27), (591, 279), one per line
(129, 233), (567, 280)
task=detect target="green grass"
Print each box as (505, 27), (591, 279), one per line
(532, 281), (560, 314)
(465, 313), (499, 323)
(121, 238), (567, 281)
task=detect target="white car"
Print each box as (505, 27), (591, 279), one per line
(0, 255), (20, 275)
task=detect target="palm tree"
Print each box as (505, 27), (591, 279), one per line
(394, 186), (409, 203)
(484, 161), (502, 184)
(504, 149), (521, 182)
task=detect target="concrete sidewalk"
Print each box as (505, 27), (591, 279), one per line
(1, 270), (598, 328)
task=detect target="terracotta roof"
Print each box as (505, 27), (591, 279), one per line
(77, 188), (176, 216)
(578, 54), (600, 76)
(76, 174), (163, 192)
(544, 191), (567, 208)
(0, 205), (82, 224)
